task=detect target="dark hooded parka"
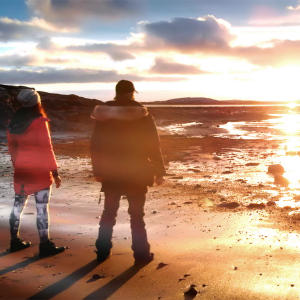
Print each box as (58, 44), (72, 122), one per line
(90, 99), (166, 195)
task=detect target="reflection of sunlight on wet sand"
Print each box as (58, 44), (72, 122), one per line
(268, 109), (300, 196)
(287, 102), (298, 109)
(282, 136), (299, 152)
(277, 114), (300, 134)
(277, 195), (300, 208)
(160, 122), (200, 135)
(219, 122), (248, 138)
(215, 113), (300, 140)
(161, 108), (300, 209)
(253, 227), (300, 249)
(278, 155), (300, 188)
(275, 113), (300, 189)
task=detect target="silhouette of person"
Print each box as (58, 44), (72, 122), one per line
(91, 80), (166, 263)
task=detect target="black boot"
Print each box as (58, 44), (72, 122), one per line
(132, 238), (153, 264)
(96, 250), (111, 263)
(134, 252), (154, 264)
(95, 239), (112, 263)
(10, 238), (31, 252)
(39, 240), (66, 257)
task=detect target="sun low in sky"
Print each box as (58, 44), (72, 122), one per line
(1, 0), (300, 102)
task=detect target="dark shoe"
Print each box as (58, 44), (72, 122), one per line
(39, 240), (66, 257)
(134, 252), (154, 265)
(96, 250), (111, 263)
(10, 238), (31, 252)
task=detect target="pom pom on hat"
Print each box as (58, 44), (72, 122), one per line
(17, 89), (41, 107)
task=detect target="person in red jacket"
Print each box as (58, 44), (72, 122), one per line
(7, 89), (66, 257)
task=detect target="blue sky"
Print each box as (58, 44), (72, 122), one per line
(1, 0), (300, 101)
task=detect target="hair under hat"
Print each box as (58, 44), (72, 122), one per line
(17, 89), (41, 107)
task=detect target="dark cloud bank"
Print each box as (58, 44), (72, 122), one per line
(0, 68), (187, 84)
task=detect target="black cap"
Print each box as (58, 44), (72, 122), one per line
(115, 80), (137, 94)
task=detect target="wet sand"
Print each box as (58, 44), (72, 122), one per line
(1, 106), (300, 299)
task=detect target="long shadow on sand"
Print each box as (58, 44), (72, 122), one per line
(0, 255), (41, 276)
(27, 260), (99, 300)
(83, 263), (149, 300)
(0, 251), (10, 258)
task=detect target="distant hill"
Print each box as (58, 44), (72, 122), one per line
(2, 84), (299, 132)
(142, 97), (300, 105)
(154, 97), (219, 104)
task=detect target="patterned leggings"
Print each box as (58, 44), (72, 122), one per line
(9, 187), (51, 243)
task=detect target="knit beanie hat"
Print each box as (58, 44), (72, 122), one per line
(17, 89), (41, 107)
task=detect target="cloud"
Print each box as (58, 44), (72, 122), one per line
(249, 3), (300, 26)
(287, 5), (300, 10)
(66, 43), (135, 61)
(44, 57), (80, 64)
(0, 17), (69, 42)
(36, 36), (61, 51)
(287, 1), (300, 10)
(0, 68), (187, 84)
(150, 58), (209, 75)
(142, 15), (236, 52)
(232, 39), (300, 67)
(55, 16), (235, 60)
(35, 38), (136, 61)
(0, 54), (39, 67)
(26, 0), (142, 28)
(0, 52), (79, 67)
(139, 16), (300, 67)
(4, 13), (300, 74)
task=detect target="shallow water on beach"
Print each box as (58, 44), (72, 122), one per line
(163, 108), (300, 208)
(161, 113), (300, 141)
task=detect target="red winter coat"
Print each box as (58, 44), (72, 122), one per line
(7, 117), (58, 195)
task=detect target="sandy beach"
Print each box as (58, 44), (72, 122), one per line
(1, 106), (300, 300)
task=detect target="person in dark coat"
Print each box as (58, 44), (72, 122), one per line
(90, 80), (166, 263)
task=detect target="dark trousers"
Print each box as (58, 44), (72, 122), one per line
(96, 192), (150, 258)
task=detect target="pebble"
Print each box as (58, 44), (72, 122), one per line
(156, 262), (168, 270)
(222, 171), (233, 174)
(217, 202), (240, 209)
(184, 285), (199, 297)
(268, 164), (284, 175)
(92, 274), (104, 280)
(247, 203), (266, 209)
(274, 175), (289, 187)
